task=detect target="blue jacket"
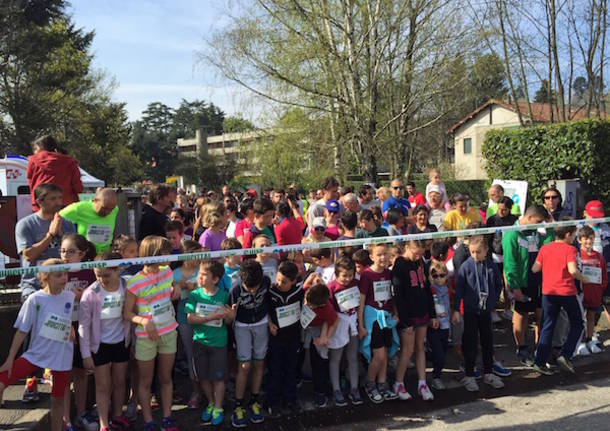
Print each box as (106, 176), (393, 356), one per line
(454, 257), (502, 314)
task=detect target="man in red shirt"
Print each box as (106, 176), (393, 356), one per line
(406, 181), (426, 207)
(274, 199), (304, 245)
(532, 225), (584, 375)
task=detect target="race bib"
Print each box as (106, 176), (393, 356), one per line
(263, 266), (277, 282)
(300, 304), (316, 329)
(582, 266), (602, 284)
(527, 235), (539, 253)
(433, 295), (446, 317)
(87, 224), (112, 244)
(196, 302), (223, 327)
(39, 313), (71, 343)
(151, 299), (174, 326)
(373, 280), (391, 303)
(276, 302), (300, 328)
(101, 294), (124, 320)
(335, 287), (360, 312)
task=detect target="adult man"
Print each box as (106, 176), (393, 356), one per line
(138, 184), (175, 240)
(405, 181), (426, 207)
(382, 178), (410, 218)
(426, 185), (447, 229)
(306, 176), (340, 228)
(342, 192), (360, 213)
(486, 184), (522, 219)
(16, 184), (76, 299)
(271, 189), (285, 204)
(358, 184), (378, 210)
(60, 188), (118, 253)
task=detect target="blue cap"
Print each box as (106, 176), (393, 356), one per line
(326, 199), (340, 212)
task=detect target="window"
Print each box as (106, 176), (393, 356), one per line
(463, 138), (472, 154)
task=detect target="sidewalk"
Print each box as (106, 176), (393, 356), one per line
(2, 315), (609, 430)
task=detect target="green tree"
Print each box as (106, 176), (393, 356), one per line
(223, 116), (255, 133)
(468, 53), (508, 107)
(534, 80), (557, 104)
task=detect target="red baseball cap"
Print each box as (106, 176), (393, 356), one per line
(246, 188), (258, 198)
(585, 200), (605, 218)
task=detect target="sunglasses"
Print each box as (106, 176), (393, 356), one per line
(544, 195), (560, 200)
(392, 186), (402, 190)
(431, 273), (448, 279)
(314, 227), (326, 232)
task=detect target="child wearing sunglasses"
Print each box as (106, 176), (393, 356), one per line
(427, 260), (451, 391)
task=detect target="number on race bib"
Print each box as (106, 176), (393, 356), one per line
(373, 280), (391, 303)
(101, 294), (124, 319)
(39, 313), (71, 343)
(196, 303), (223, 327)
(335, 287), (360, 312)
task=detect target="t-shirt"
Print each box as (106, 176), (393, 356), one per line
(60, 201), (118, 253)
(198, 229), (226, 251)
(427, 208), (446, 230)
(99, 283), (126, 344)
(315, 264), (336, 286)
(325, 225), (340, 241)
(407, 192), (426, 207)
(224, 265), (241, 290)
(173, 266), (199, 325)
(442, 208), (482, 231)
(359, 267), (393, 312)
(580, 249), (608, 308)
(65, 269), (95, 322)
(15, 212), (76, 296)
(382, 196), (410, 216)
(359, 199), (380, 210)
(274, 217), (305, 245)
(535, 242), (578, 296)
(138, 204), (168, 241)
(328, 279), (360, 315)
(229, 277), (270, 325)
(234, 218), (252, 241)
(127, 266), (178, 338)
(226, 219), (239, 238)
(185, 287), (229, 348)
(14, 289), (74, 371)
(309, 299), (338, 327)
(242, 225), (276, 249)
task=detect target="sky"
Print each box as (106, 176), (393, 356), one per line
(68, 0), (257, 122)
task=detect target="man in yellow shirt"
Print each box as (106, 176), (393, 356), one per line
(443, 193), (481, 231)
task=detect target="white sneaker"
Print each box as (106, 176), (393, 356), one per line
(418, 383), (434, 401)
(431, 378), (446, 390)
(483, 373), (505, 389)
(461, 376), (479, 392)
(491, 311), (502, 323)
(576, 342), (590, 356)
(587, 340), (602, 354)
(393, 382), (412, 401)
(592, 332), (600, 343)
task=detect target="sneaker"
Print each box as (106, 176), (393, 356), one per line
(125, 400), (137, 422)
(517, 350), (534, 367)
(378, 382), (398, 400)
(333, 390), (347, 407)
(265, 405), (281, 419)
(150, 395), (160, 411)
(492, 361), (512, 377)
(76, 412), (99, 431)
(392, 382), (412, 401)
(22, 377), (39, 403)
(418, 384), (434, 401)
(483, 373), (505, 389)
(461, 376), (479, 392)
(491, 311), (502, 323)
(587, 340), (602, 354)
(364, 382), (383, 404)
(556, 355), (576, 374)
(575, 342), (590, 356)
(211, 408), (224, 426)
(42, 368), (53, 384)
(187, 393), (200, 410)
(63, 423), (75, 431)
(231, 406), (247, 428)
(143, 422), (156, 431)
(314, 393), (328, 408)
(592, 332), (600, 343)
(532, 363), (554, 376)
(109, 416), (130, 431)
(502, 309), (513, 320)
(459, 363), (482, 380)
(348, 388), (363, 405)
(161, 417), (179, 431)
(201, 403), (214, 424)
(249, 402), (264, 424)
(431, 378), (446, 391)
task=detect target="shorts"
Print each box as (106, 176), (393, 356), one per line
(234, 323), (268, 362)
(398, 314), (430, 330)
(92, 340), (130, 367)
(370, 322), (393, 350)
(514, 285), (542, 314)
(193, 342), (228, 381)
(135, 330), (178, 361)
(0, 357), (70, 398)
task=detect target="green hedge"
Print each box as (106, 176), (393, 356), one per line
(483, 119), (610, 207)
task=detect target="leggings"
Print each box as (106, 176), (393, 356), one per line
(329, 336), (359, 392)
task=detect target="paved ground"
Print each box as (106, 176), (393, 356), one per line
(2, 313), (610, 430)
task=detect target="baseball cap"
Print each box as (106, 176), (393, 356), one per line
(585, 200), (605, 218)
(428, 184), (441, 194)
(326, 199), (340, 213)
(246, 188), (258, 198)
(313, 217), (327, 229)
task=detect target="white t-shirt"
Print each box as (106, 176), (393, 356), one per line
(15, 289), (75, 371)
(99, 282), (126, 344)
(226, 219), (238, 238)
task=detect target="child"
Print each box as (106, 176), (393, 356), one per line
(79, 252), (131, 431)
(198, 203), (227, 252)
(253, 235), (279, 282)
(0, 259), (74, 431)
(186, 261), (234, 427)
(266, 261), (304, 417)
(324, 200), (341, 240)
(124, 236), (180, 431)
(532, 225), (585, 374)
(222, 238), (242, 290)
(167, 220), (185, 253)
(576, 225), (607, 355)
(392, 240), (437, 401)
(242, 198), (276, 248)
(356, 209), (388, 238)
(425, 167), (451, 211)
(352, 249), (373, 277)
(229, 260), (270, 428)
(384, 207), (405, 237)
(302, 283), (339, 408)
(452, 236), (504, 391)
(113, 235), (141, 278)
(303, 217), (332, 244)
(357, 243), (398, 403)
(427, 261), (451, 390)
(174, 240), (203, 409)
(327, 258), (363, 406)
(312, 248), (335, 286)
(60, 233), (97, 431)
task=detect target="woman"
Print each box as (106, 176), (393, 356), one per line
(27, 135), (83, 211)
(274, 200), (305, 245)
(376, 186), (390, 210)
(541, 186), (569, 221)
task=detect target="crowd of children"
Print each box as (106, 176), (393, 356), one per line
(1, 170), (610, 431)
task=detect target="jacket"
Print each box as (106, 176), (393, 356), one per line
(502, 226), (553, 290)
(27, 150), (83, 211)
(78, 279), (131, 359)
(268, 282), (304, 341)
(391, 256), (436, 323)
(454, 257), (502, 314)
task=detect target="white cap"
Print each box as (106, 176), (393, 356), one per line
(428, 184), (442, 194)
(313, 217), (327, 228)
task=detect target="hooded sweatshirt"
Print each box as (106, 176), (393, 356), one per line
(27, 150), (83, 211)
